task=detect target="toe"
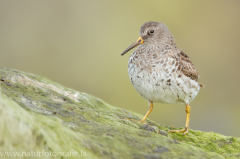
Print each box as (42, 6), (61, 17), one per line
(168, 129), (185, 133)
(183, 128), (189, 135)
(123, 118), (148, 124)
(167, 127), (189, 135)
(139, 120), (148, 124)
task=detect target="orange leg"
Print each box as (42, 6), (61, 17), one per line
(168, 104), (191, 135)
(124, 101), (153, 124)
(139, 101), (153, 124)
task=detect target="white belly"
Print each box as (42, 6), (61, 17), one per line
(128, 62), (200, 104)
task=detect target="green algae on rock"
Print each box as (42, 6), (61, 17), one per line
(0, 68), (239, 159)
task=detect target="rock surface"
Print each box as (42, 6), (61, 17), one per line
(0, 68), (239, 159)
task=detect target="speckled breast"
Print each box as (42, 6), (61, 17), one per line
(127, 45), (200, 104)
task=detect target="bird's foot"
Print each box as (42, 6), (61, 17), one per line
(124, 118), (148, 124)
(167, 127), (189, 135)
(138, 120), (148, 124)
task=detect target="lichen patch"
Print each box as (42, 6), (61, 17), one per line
(10, 74), (79, 102)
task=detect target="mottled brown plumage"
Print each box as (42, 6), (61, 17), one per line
(178, 51), (199, 81)
(121, 21), (203, 135)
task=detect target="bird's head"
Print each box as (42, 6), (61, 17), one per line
(121, 21), (175, 56)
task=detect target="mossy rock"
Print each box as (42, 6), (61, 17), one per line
(0, 68), (239, 159)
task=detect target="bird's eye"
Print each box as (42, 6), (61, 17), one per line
(149, 30), (154, 34)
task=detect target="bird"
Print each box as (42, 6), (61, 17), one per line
(121, 21), (203, 135)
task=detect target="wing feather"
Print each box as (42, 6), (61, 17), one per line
(177, 51), (199, 82)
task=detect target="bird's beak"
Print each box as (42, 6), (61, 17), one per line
(121, 36), (144, 56)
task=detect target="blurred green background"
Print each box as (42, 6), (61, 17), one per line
(0, 0), (240, 137)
